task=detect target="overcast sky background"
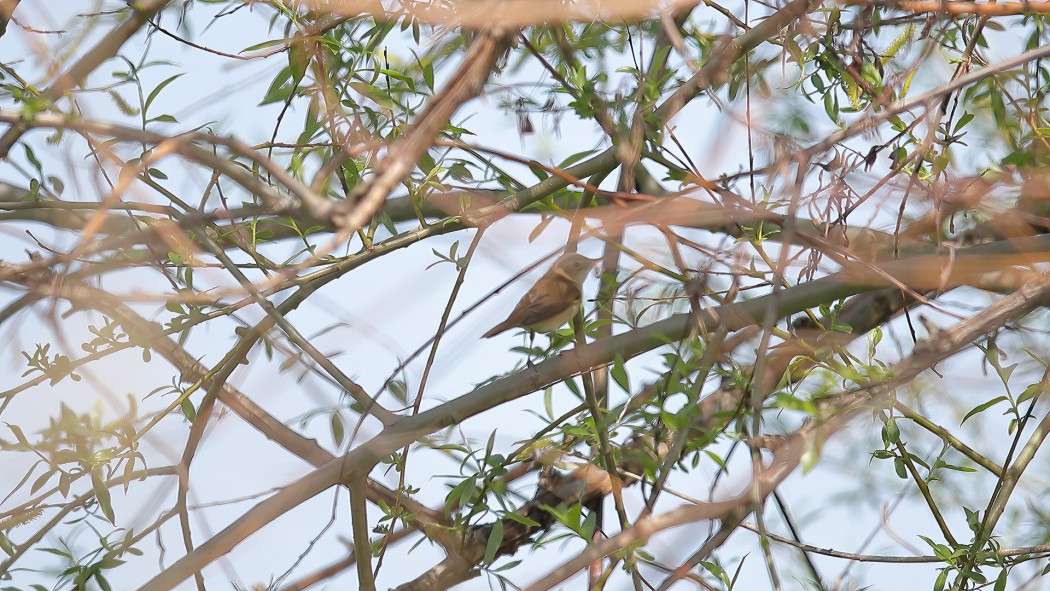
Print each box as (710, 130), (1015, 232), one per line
(2, 2), (1048, 590)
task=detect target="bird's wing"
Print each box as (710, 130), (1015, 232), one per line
(482, 273), (583, 338)
(511, 279), (582, 327)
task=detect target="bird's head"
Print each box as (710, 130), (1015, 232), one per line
(554, 252), (600, 282)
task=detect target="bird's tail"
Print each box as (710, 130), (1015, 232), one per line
(482, 319), (516, 338)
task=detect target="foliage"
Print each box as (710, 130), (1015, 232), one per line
(2, 1), (1050, 590)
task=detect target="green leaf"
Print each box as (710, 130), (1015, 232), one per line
(579, 510), (597, 539)
(288, 38), (311, 84)
(30, 467), (55, 494)
(868, 326), (883, 351)
(144, 73), (183, 114)
(446, 475), (476, 513)
(421, 59), (434, 91)
(260, 67), (294, 106)
(994, 569), (1008, 591)
(801, 435), (822, 473)
(699, 561), (730, 586)
(935, 568), (948, 591)
(962, 396), (1007, 424)
(331, 412), (345, 446)
(611, 355), (629, 392)
(503, 512), (539, 527)
(705, 451), (730, 474)
(240, 39), (289, 53)
(91, 471), (116, 523)
(23, 144), (42, 172)
(491, 559), (521, 572)
(962, 569), (986, 583)
(378, 68), (413, 84)
(559, 149), (598, 168)
(564, 377), (582, 399)
(932, 544), (954, 562)
(893, 457), (907, 479)
(990, 88), (1006, 126)
(527, 216), (554, 243)
(46, 175), (64, 195)
(954, 112), (974, 133)
(180, 398), (196, 421)
(0, 531), (15, 556)
(1018, 381), (1046, 405)
(6, 423), (31, 449)
(860, 62), (882, 87)
(483, 520), (503, 565)
(934, 460), (975, 473)
(882, 417), (900, 446)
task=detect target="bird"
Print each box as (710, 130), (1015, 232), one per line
(483, 252), (599, 339)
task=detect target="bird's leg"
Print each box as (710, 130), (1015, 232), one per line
(526, 331), (536, 367)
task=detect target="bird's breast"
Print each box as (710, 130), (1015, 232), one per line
(526, 302), (580, 332)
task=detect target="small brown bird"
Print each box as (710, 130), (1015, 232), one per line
(482, 252), (599, 338)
